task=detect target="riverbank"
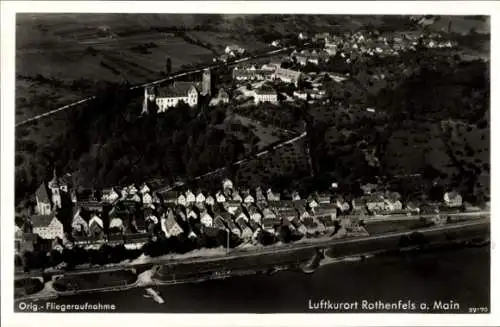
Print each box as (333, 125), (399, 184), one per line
(16, 242), (490, 313)
(15, 218), (489, 303)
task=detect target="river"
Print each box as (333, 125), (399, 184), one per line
(31, 245), (489, 313)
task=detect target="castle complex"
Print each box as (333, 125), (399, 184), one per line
(142, 68), (211, 114)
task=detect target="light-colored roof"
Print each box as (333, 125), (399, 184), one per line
(274, 67), (302, 82)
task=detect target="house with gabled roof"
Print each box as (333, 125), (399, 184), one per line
(280, 208), (298, 222)
(102, 188), (119, 204)
(233, 207), (248, 222)
(291, 219), (307, 235)
(177, 194), (187, 207)
(88, 214), (104, 238)
(247, 205), (263, 223)
(35, 183), (52, 215)
(128, 184), (138, 195)
(139, 183), (150, 195)
(317, 193), (331, 204)
(444, 191), (463, 208)
(195, 191), (206, 204)
(243, 193), (255, 204)
(313, 203), (338, 220)
(216, 191), (226, 203)
(32, 215), (64, 240)
(185, 190), (196, 204)
(291, 191), (301, 201)
(222, 178), (234, 190)
(186, 207), (199, 220)
(235, 217), (252, 240)
(161, 213), (184, 238)
(224, 201), (241, 215)
(261, 218), (280, 234)
(266, 188), (281, 202)
(204, 195), (215, 207)
(262, 207), (277, 219)
(213, 215), (228, 231)
(200, 210), (213, 228)
(308, 197), (319, 209)
(142, 193), (153, 205)
(232, 190), (243, 203)
(109, 214), (125, 235)
(71, 208), (89, 236)
(297, 206), (311, 221)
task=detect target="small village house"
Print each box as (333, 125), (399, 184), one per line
(186, 207), (198, 220)
(109, 216), (125, 234)
(233, 207), (249, 222)
(243, 194), (255, 204)
(142, 193), (153, 205)
(223, 215), (241, 237)
(216, 191), (227, 203)
(200, 210), (214, 228)
(128, 184), (138, 195)
(235, 217), (253, 240)
(31, 215), (64, 240)
(261, 218), (280, 235)
(71, 208), (89, 236)
(88, 214), (105, 238)
(177, 194), (187, 207)
(364, 194), (386, 214)
(222, 178), (234, 190)
(443, 191), (463, 208)
(247, 205), (263, 223)
(313, 203), (338, 221)
(262, 207), (277, 219)
(232, 191), (243, 203)
(297, 206), (311, 221)
(139, 183), (150, 195)
(291, 191), (301, 201)
(266, 188), (281, 202)
(102, 188), (119, 204)
(161, 213), (184, 238)
(185, 190), (196, 204)
(35, 183), (52, 215)
(195, 191), (206, 204)
(205, 195), (215, 207)
(308, 198), (319, 209)
(224, 201), (241, 215)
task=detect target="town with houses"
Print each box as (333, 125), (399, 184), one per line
(15, 27), (483, 274)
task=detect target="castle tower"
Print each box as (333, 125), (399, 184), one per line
(142, 86), (157, 114)
(202, 68), (211, 96)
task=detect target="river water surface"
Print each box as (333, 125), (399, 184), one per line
(34, 246), (489, 313)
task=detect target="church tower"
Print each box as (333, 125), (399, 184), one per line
(202, 68), (211, 96)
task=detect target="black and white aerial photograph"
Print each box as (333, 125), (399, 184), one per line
(1, 1), (497, 326)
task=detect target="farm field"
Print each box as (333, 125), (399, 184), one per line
(16, 14), (215, 122)
(189, 31), (270, 54)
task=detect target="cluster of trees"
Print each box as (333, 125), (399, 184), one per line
(303, 48), (489, 203)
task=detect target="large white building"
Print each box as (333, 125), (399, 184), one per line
(142, 69), (211, 114)
(254, 86), (278, 104)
